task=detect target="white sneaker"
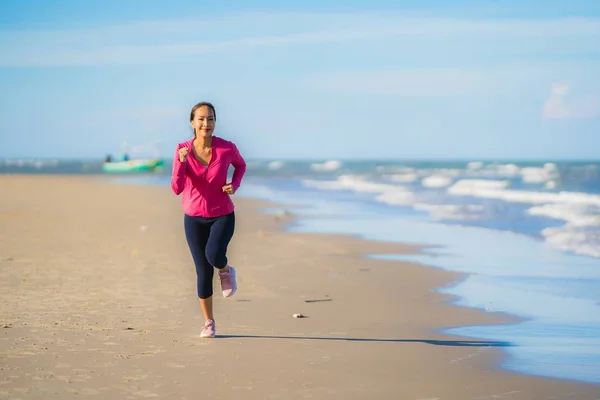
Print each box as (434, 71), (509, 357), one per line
(218, 266), (237, 298)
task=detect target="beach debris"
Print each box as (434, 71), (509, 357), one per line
(257, 229), (268, 238)
(292, 313), (306, 318)
(305, 299), (332, 303)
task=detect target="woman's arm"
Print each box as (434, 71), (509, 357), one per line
(230, 144), (247, 192)
(171, 146), (187, 195)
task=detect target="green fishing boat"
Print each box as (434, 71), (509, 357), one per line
(102, 158), (164, 173)
(102, 140), (165, 173)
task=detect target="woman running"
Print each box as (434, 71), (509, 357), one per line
(171, 101), (247, 338)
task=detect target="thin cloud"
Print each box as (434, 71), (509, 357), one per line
(302, 63), (600, 99)
(0, 12), (599, 67)
(542, 84), (572, 119)
(542, 83), (600, 120)
(303, 68), (493, 97)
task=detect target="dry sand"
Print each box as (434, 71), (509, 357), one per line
(0, 175), (598, 399)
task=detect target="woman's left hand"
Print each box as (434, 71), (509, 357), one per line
(222, 184), (235, 195)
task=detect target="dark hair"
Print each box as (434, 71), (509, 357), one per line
(190, 101), (216, 122)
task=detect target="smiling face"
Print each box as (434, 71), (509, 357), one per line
(190, 105), (216, 138)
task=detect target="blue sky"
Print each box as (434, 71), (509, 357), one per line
(1, 0), (599, 160)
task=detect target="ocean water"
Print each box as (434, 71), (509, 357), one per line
(2, 157), (600, 384)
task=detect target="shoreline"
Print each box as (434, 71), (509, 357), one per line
(244, 197), (527, 362)
(234, 186), (600, 386)
(1, 174), (598, 399)
(239, 178), (600, 384)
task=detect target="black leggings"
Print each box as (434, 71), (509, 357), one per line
(184, 212), (235, 299)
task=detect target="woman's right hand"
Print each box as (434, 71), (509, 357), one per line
(179, 147), (190, 162)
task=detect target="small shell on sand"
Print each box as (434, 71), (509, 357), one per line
(257, 229), (269, 238)
(292, 313), (306, 318)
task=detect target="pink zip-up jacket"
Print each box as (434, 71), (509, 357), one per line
(171, 136), (247, 217)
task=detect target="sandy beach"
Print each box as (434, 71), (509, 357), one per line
(0, 175), (598, 399)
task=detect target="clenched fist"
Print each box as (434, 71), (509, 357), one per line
(222, 184), (235, 195)
(179, 147), (190, 162)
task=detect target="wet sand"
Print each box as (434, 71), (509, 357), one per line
(0, 175), (598, 399)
